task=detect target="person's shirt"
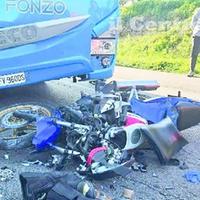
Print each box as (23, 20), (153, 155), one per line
(191, 8), (200, 37)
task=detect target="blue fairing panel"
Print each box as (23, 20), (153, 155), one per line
(0, 0), (119, 89)
(0, 17), (93, 79)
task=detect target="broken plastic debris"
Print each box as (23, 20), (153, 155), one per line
(4, 154), (9, 160)
(123, 188), (134, 199)
(21, 160), (43, 167)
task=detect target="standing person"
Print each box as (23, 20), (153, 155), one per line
(188, 8), (200, 77)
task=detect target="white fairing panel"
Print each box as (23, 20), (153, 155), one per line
(0, 15), (89, 50)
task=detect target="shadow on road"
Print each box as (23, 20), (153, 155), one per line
(0, 79), (93, 107)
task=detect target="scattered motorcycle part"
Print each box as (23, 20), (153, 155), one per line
(176, 102), (200, 131)
(141, 117), (188, 164)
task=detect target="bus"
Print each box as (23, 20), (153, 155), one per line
(0, 0), (119, 89)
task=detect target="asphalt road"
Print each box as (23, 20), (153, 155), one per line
(0, 70), (200, 200)
(113, 67), (200, 101)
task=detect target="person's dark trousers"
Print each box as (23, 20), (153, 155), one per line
(190, 36), (200, 72)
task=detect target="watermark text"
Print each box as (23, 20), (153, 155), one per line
(6, 0), (68, 15)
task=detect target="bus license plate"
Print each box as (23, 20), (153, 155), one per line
(0, 72), (26, 87)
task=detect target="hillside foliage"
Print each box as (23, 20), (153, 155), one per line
(121, 0), (200, 22)
(118, 0), (200, 73)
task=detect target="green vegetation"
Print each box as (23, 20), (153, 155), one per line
(118, 0), (200, 73)
(117, 21), (196, 73)
(121, 0), (200, 22)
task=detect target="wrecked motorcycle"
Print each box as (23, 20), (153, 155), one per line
(13, 83), (137, 179)
(12, 81), (188, 179)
